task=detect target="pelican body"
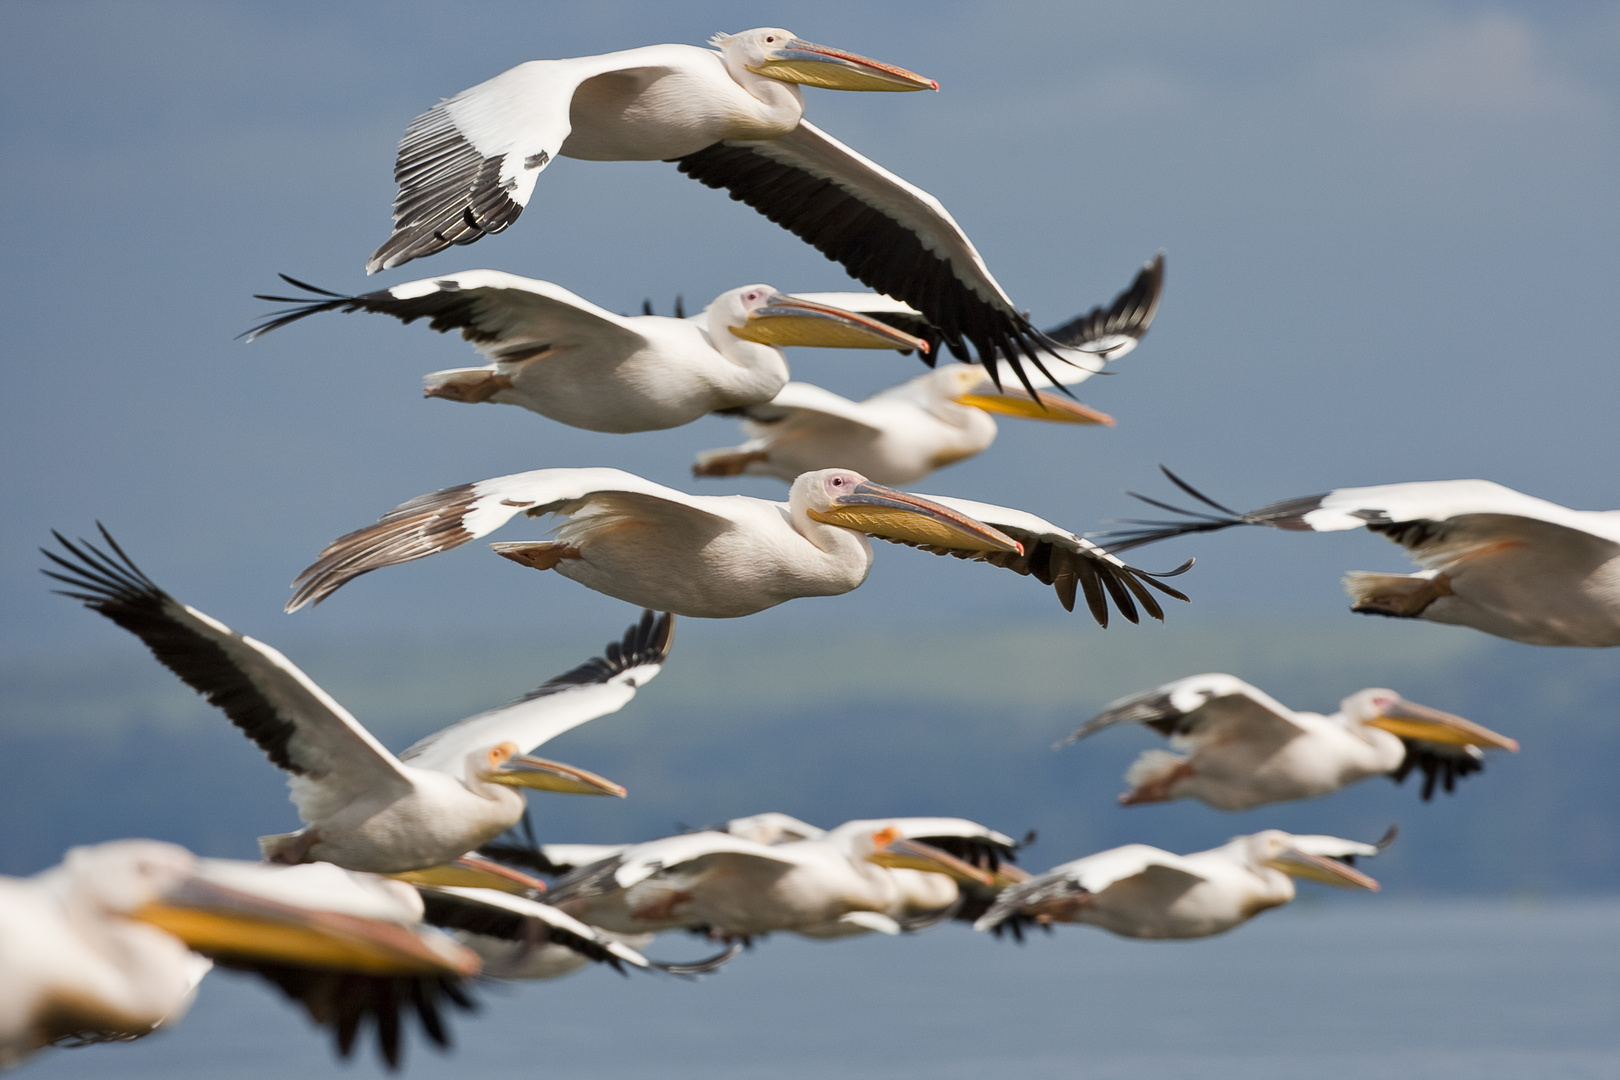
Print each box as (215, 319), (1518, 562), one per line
(545, 818), (1001, 942)
(46, 530), (669, 873)
(370, 29), (1070, 391)
(286, 467), (1187, 626)
(0, 840), (478, 1070)
(694, 255), (1164, 485)
(1062, 675), (1519, 809)
(1110, 471), (1620, 647)
(248, 274), (928, 434)
(975, 830), (1382, 940)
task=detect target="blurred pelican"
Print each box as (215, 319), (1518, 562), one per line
(286, 467), (1188, 626)
(544, 817), (1002, 942)
(366, 28), (1077, 392)
(694, 255), (1163, 485)
(1060, 674), (1519, 808)
(1107, 470), (1620, 647)
(247, 274), (928, 434)
(974, 830), (1386, 940)
(0, 840), (478, 1070)
(45, 530), (670, 872)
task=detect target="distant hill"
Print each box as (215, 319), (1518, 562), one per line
(5, 614), (1617, 893)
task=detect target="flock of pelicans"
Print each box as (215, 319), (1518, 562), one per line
(5, 24), (1618, 1072)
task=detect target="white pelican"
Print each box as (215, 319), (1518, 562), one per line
(0, 840), (479, 1070)
(1059, 674), (1519, 809)
(286, 467), (1189, 625)
(246, 273), (929, 434)
(694, 255), (1164, 484)
(366, 29), (1076, 393)
(1108, 469), (1620, 646)
(974, 830), (1386, 940)
(44, 529), (671, 872)
(544, 817), (1000, 942)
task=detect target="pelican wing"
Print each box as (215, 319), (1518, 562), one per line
(366, 47), (697, 273)
(898, 495), (1192, 626)
(731, 381), (886, 435)
(974, 844), (1204, 931)
(246, 271), (648, 361)
(417, 886), (648, 971)
(546, 833), (800, 904)
(399, 611), (673, 772)
(44, 531), (413, 816)
(288, 468), (729, 610)
(677, 121), (1064, 394)
(1062, 673), (1304, 746)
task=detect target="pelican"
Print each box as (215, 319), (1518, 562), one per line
(974, 830), (1386, 940)
(0, 840), (479, 1070)
(694, 255), (1164, 484)
(44, 529), (672, 873)
(1059, 674), (1519, 809)
(286, 466), (1189, 625)
(1107, 470), (1620, 647)
(246, 274), (929, 434)
(366, 29), (1077, 393)
(544, 817), (1000, 942)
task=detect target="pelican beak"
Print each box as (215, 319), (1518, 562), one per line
(991, 863), (1032, 890)
(132, 876), (480, 977)
(731, 293), (930, 353)
(808, 481), (1022, 554)
(485, 755), (627, 797)
(748, 40), (937, 92)
(865, 829), (996, 887)
(1365, 698), (1519, 752)
(389, 854), (548, 896)
(1265, 848), (1380, 891)
(955, 379), (1116, 425)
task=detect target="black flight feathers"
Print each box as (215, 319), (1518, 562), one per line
(1098, 466), (1330, 554)
(42, 526), (311, 778)
(242, 274), (508, 344)
(517, 609), (674, 701)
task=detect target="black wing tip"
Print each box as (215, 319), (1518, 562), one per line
(524, 611), (675, 698)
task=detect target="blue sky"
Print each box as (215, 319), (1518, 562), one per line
(4, 1), (1618, 659)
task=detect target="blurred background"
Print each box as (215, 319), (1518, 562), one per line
(5, 2), (1620, 1075)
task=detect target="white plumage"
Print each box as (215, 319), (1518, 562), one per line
(1061, 673), (1518, 809)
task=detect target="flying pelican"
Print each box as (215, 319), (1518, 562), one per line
(1059, 674), (1520, 808)
(286, 467), (1189, 625)
(543, 817), (1000, 942)
(246, 274), (929, 434)
(1106, 469), (1620, 647)
(0, 840), (479, 1070)
(974, 830), (1386, 940)
(365, 28), (1077, 393)
(44, 529), (671, 873)
(693, 255), (1164, 484)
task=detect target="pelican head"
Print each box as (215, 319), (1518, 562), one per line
(1343, 689), (1520, 752)
(795, 468), (1022, 553)
(1247, 831), (1380, 891)
(714, 29), (937, 92)
(476, 741), (627, 797)
(937, 365), (1115, 425)
(721, 285), (930, 352)
(860, 826), (996, 887)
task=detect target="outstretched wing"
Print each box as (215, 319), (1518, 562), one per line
(365, 49), (694, 274)
(1060, 673), (1303, 747)
(973, 844), (1205, 932)
(895, 495), (1192, 626)
(417, 886), (649, 972)
(546, 833), (799, 906)
(400, 611), (673, 769)
(287, 468), (724, 611)
(44, 530), (413, 818)
(245, 271), (647, 363)
(677, 121), (1066, 396)
(731, 381), (886, 435)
